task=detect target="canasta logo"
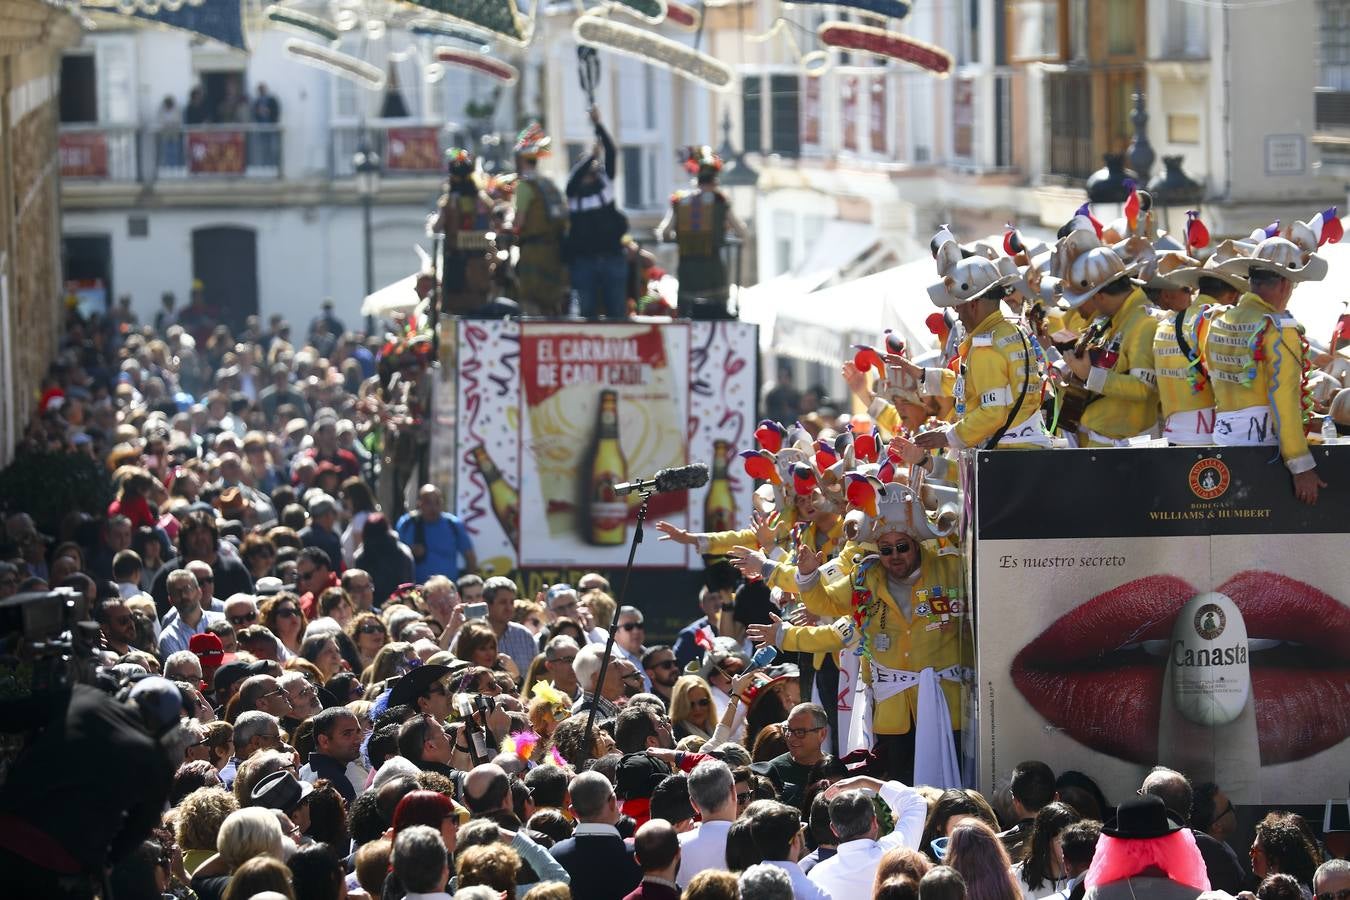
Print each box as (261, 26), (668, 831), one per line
(1188, 458), (1230, 501)
(1193, 602), (1226, 640)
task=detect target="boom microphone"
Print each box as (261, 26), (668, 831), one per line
(614, 463), (709, 496)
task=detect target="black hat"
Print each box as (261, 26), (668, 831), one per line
(387, 664), (451, 709)
(251, 769), (314, 814)
(616, 752), (671, 801)
(1102, 795), (1185, 839)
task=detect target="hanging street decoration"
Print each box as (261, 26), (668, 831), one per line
(665, 0), (699, 29)
(435, 46), (520, 84)
(574, 14), (733, 91)
(265, 5), (338, 43)
(409, 17), (494, 48)
(398, 0), (530, 45)
(285, 38), (386, 88)
(817, 21), (952, 76)
(608, 0), (668, 25)
(81, 0), (247, 51)
(787, 0), (911, 19)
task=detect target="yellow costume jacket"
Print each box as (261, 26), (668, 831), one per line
(1153, 296), (1216, 418)
(797, 546), (969, 735)
(1080, 289), (1160, 443)
(920, 311), (1044, 448)
(1203, 292), (1313, 473)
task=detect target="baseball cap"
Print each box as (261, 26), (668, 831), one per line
(189, 632), (234, 670)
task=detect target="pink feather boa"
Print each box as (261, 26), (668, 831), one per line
(1084, 830), (1211, 893)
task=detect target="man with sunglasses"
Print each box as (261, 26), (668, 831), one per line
(642, 646), (680, 707)
(787, 483), (970, 787)
(158, 569), (224, 657)
(544, 635), (582, 702)
(615, 606), (652, 692)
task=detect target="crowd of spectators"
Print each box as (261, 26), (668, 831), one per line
(0, 299), (1345, 900)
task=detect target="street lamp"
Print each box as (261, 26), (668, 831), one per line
(354, 139), (381, 332)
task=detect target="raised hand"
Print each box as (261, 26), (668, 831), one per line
(745, 611), (783, 648)
(655, 520), (696, 545)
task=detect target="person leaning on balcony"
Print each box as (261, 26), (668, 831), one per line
(511, 122), (569, 317)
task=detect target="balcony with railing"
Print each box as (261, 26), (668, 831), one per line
(330, 121), (449, 179)
(58, 123), (285, 186)
(58, 124), (140, 182)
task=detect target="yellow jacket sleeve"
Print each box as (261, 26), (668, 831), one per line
(952, 346), (1015, 448)
(872, 399), (901, 439)
(798, 570), (855, 618)
(1098, 314), (1158, 404)
(1267, 324), (1314, 473)
(704, 527), (758, 555)
(780, 623), (846, 654)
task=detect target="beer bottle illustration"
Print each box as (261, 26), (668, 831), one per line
(470, 445), (520, 549)
(704, 439), (736, 532)
(586, 390), (629, 545)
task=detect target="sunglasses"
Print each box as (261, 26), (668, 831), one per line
(357, 623), (386, 635)
(622, 672), (643, 683)
(277, 607), (300, 618)
(197, 575), (215, 584)
(550, 655), (577, 665)
(720, 603), (735, 611)
(930, 836), (950, 861)
(620, 622), (643, 631)
(735, 791), (752, 804)
(651, 660), (678, 670)
(877, 542), (912, 556)
(692, 698), (711, 708)
(229, 612), (257, 625)
(296, 568), (317, 580)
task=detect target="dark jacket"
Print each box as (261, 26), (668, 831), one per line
(353, 541), (415, 608)
(564, 121), (627, 259)
(550, 825), (642, 900)
(1192, 829), (1245, 894)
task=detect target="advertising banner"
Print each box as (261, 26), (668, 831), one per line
(454, 320), (757, 576)
(386, 127), (442, 172)
(58, 132), (108, 178)
(973, 446), (1349, 805)
(188, 131), (246, 174)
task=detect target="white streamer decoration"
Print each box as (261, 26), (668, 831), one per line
(573, 14), (733, 92)
(284, 39), (386, 89)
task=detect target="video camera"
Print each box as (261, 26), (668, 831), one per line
(0, 588), (101, 728)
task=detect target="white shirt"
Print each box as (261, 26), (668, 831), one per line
(764, 859), (833, 900)
(403, 893), (453, 900)
(677, 819), (732, 886)
(710, 685), (746, 739)
(807, 781), (928, 899)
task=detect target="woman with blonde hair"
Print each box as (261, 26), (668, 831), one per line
(361, 640), (417, 685)
(188, 806), (287, 898)
(669, 675), (717, 741)
(175, 787), (239, 876)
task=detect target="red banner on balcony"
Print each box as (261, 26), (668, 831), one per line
(188, 131), (246, 174)
(386, 127), (441, 172)
(59, 132), (109, 178)
(870, 75), (887, 154)
(802, 75), (820, 147)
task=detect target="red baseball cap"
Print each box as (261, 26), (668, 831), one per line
(189, 632), (235, 671)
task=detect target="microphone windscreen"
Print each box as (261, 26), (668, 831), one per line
(654, 463), (710, 493)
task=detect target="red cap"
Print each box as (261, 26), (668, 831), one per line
(189, 632), (234, 670)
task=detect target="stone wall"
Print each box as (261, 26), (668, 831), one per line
(0, 2), (78, 466)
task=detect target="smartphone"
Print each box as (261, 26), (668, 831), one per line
(464, 602), (488, 620)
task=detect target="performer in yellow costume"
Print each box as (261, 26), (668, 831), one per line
(1204, 224), (1331, 505)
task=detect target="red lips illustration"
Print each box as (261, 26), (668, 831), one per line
(1010, 571), (1350, 764)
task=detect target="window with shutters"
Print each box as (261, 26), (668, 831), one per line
(742, 76), (763, 154)
(1316, 0), (1350, 128)
(1045, 71), (1093, 178)
(769, 74), (800, 157)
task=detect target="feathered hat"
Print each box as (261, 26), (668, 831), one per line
(1215, 210), (1339, 284)
(926, 227), (1024, 308)
(683, 145), (723, 179)
(513, 122), (552, 158)
(841, 478), (946, 546)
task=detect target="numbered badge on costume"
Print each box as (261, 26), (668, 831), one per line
(873, 634), (891, 653)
